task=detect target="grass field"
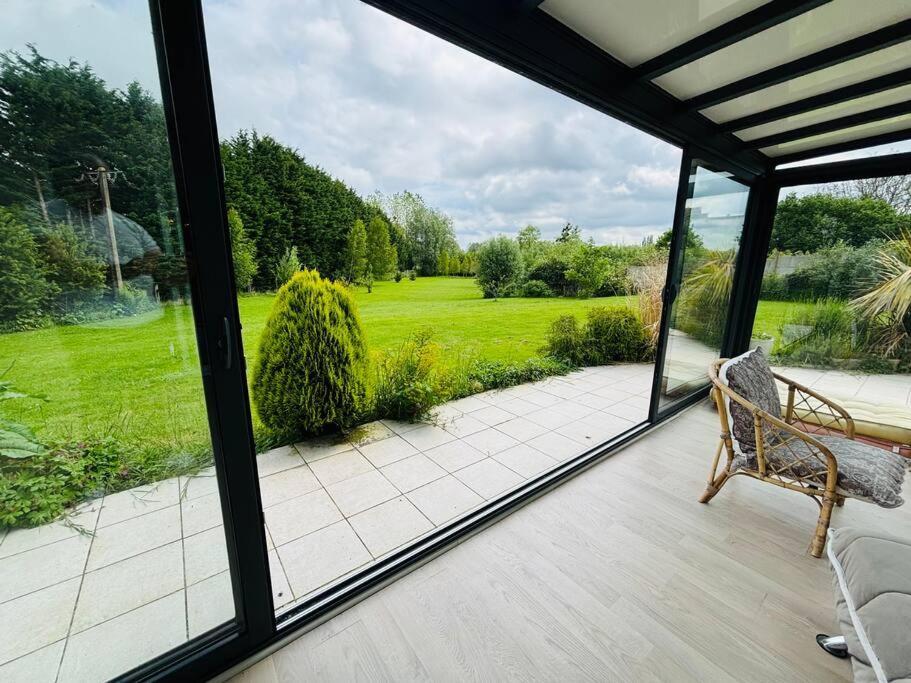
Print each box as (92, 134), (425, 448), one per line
(0, 277), (805, 448)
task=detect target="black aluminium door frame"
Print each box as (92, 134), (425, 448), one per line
(118, 2), (276, 680)
(647, 152), (761, 422)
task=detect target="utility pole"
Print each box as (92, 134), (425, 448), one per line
(79, 163), (124, 291)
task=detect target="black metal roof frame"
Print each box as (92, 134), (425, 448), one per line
(364, 0), (911, 184)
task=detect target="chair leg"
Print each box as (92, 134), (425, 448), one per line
(810, 494), (836, 558)
(699, 440), (729, 504)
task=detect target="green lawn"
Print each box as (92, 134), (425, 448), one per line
(0, 276), (804, 449)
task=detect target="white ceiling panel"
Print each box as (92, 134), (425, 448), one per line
(701, 42), (911, 123)
(760, 113), (911, 156)
(653, 0), (911, 101)
(734, 84), (911, 141)
(539, 0), (766, 67)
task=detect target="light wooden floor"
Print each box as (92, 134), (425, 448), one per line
(231, 402), (911, 683)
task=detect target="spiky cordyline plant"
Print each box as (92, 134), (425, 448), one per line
(851, 228), (911, 356)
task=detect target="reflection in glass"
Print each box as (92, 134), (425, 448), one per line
(658, 164), (749, 411)
(0, 7), (234, 680)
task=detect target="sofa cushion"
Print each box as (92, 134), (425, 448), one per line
(828, 527), (911, 683)
(719, 347), (780, 456)
(731, 435), (906, 508)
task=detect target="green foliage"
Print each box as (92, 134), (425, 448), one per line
(466, 356), (570, 389)
(517, 224), (547, 270)
(345, 219), (368, 283)
(0, 207), (57, 330)
(565, 240), (606, 299)
(522, 279), (554, 298)
(544, 315), (586, 366)
(655, 228), (705, 254)
(393, 270), (403, 283)
(774, 299), (859, 366)
(227, 207), (257, 291)
(39, 224), (106, 314)
(583, 307), (653, 364)
(0, 48), (179, 254)
(252, 269), (367, 436)
(378, 191), (459, 275)
(677, 250), (736, 346)
(476, 235), (524, 298)
(408, 269), (417, 281)
(371, 329), (445, 421)
(545, 307), (653, 365)
(274, 245), (301, 287)
(784, 242), (882, 301)
(771, 192), (908, 253)
(0, 368), (46, 460)
(527, 255), (571, 296)
(221, 131), (386, 287)
(366, 216), (395, 279)
(760, 272), (788, 300)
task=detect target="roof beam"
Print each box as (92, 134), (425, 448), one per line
(630, 0), (831, 82)
(769, 127), (911, 165)
(718, 67), (911, 133)
(772, 150), (911, 185)
(684, 19), (911, 111)
(742, 100), (911, 149)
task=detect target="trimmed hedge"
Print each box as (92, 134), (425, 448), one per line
(252, 269), (367, 435)
(545, 307), (653, 365)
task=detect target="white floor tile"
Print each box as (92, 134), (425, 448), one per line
(187, 571), (235, 638)
(325, 471), (399, 517)
(495, 416), (550, 441)
(441, 413), (487, 438)
(347, 421), (395, 446)
(0, 503), (98, 559)
(58, 592), (186, 683)
(308, 450), (373, 487)
(423, 440), (488, 473)
(179, 466), (218, 500)
(461, 428), (519, 456)
(357, 434), (419, 468)
(181, 492), (223, 536)
(72, 541), (184, 633)
(255, 445), (305, 476)
(259, 465), (322, 507)
(267, 550), (293, 608)
(0, 535), (91, 603)
(293, 436), (353, 464)
(493, 444), (557, 478)
(380, 454), (446, 492)
(0, 640), (64, 682)
(0, 578), (79, 666)
(348, 497), (433, 557)
(407, 476), (484, 526)
(467, 405), (514, 427)
(277, 522), (371, 598)
(453, 459), (523, 499)
(97, 478), (180, 528)
(263, 490), (343, 546)
(86, 505), (181, 572)
(400, 424), (456, 451)
(527, 431), (587, 461)
(184, 526), (230, 585)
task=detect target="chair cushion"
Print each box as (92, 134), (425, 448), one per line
(719, 347), (780, 456)
(731, 435), (906, 508)
(828, 527), (911, 683)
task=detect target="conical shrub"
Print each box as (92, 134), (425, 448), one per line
(252, 269), (367, 435)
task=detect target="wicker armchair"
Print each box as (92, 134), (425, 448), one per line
(701, 350), (906, 558)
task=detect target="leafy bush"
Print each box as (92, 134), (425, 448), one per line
(783, 242), (882, 301)
(273, 246), (301, 288)
(227, 207), (257, 291)
(371, 329), (446, 421)
(583, 307), (652, 363)
(544, 315), (586, 366)
(39, 224), (106, 311)
(527, 256), (571, 296)
(760, 272), (788, 300)
(394, 270), (403, 283)
(0, 207), (56, 330)
(545, 308), (652, 365)
(522, 279), (554, 298)
(408, 269), (416, 281)
(565, 240), (606, 299)
(774, 298), (858, 365)
(252, 269), (367, 436)
(466, 357), (570, 389)
(851, 229), (911, 357)
(476, 236), (523, 298)
(676, 250), (736, 346)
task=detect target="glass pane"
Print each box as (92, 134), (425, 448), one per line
(658, 163), (749, 411)
(202, 0), (677, 619)
(0, 5), (235, 680)
(749, 178), (910, 440)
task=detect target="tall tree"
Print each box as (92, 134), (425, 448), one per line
(345, 219), (368, 283)
(365, 216), (394, 279)
(227, 207), (257, 291)
(376, 191), (458, 275)
(834, 175), (911, 215)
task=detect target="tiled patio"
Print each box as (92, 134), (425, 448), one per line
(0, 363), (655, 682)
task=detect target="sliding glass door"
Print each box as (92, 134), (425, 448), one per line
(652, 159), (751, 416)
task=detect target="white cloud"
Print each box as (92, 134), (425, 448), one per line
(4, 0), (683, 247)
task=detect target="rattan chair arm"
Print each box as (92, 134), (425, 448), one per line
(753, 407), (839, 495)
(771, 371), (855, 438)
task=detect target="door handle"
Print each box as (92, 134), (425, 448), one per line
(221, 316), (234, 370)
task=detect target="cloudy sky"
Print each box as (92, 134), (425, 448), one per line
(4, 0), (907, 247)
